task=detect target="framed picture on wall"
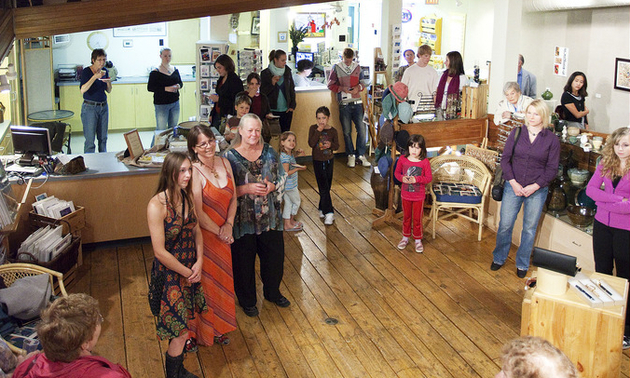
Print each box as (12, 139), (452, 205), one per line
(251, 17), (260, 35)
(278, 32), (288, 43)
(614, 57), (630, 92)
(294, 13), (326, 38)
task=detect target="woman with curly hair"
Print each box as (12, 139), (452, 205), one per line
(586, 126), (630, 349)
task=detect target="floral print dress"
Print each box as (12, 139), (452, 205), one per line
(154, 199), (207, 340)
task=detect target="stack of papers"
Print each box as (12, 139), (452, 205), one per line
(18, 225), (72, 263)
(32, 195), (75, 219)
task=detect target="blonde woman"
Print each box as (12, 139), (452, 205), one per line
(490, 100), (560, 278)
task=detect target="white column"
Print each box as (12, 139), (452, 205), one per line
(381, 0), (402, 77)
(488, 0), (522, 109)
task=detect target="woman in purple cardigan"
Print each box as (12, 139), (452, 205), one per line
(490, 100), (560, 278)
(585, 126), (630, 349)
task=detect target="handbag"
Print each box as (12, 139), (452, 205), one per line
(147, 191), (185, 317)
(532, 247), (578, 276)
(491, 126), (521, 201)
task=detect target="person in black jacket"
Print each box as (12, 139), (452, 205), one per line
(261, 50), (296, 133)
(147, 47), (183, 146)
(209, 54), (244, 132)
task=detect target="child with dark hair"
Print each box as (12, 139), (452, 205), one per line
(394, 134), (432, 253)
(308, 106), (340, 225)
(279, 131), (306, 231)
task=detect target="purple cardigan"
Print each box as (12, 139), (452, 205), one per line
(501, 126), (560, 189)
(585, 164), (630, 231)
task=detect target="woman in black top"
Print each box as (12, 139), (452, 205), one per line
(261, 49), (296, 133)
(147, 48), (183, 146)
(561, 71), (589, 130)
(208, 54), (244, 132)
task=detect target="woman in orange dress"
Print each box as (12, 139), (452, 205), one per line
(186, 124), (237, 347)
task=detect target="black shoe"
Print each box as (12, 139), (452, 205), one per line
(242, 305), (259, 317)
(516, 269), (528, 278)
(622, 336), (629, 350)
(490, 262), (503, 271)
(266, 295), (291, 308)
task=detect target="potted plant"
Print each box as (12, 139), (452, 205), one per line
(289, 24), (308, 60)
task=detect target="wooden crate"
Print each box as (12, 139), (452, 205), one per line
(461, 84), (488, 119)
(522, 271), (628, 378)
(29, 206), (85, 236)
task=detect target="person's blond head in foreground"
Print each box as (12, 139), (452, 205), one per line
(496, 336), (579, 378)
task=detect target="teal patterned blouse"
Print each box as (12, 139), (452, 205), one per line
(224, 143), (286, 239)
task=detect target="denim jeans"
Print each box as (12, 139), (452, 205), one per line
(81, 102), (108, 153)
(339, 102), (366, 157)
(153, 101), (180, 146)
(492, 183), (548, 271)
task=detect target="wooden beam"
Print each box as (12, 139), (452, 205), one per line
(14, 0), (330, 39)
(0, 8), (14, 61)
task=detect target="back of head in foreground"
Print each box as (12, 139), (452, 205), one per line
(38, 293), (102, 363)
(496, 336), (579, 378)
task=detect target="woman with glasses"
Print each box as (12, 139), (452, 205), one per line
(12, 293), (131, 378)
(224, 114), (288, 317)
(147, 152), (207, 378)
(185, 125), (237, 349)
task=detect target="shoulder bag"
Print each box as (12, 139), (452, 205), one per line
(491, 126), (522, 201)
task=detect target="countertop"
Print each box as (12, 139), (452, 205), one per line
(57, 74), (196, 86)
(6, 152), (159, 183)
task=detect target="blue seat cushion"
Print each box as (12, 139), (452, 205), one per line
(432, 182), (482, 204)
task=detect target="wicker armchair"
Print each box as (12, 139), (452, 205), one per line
(429, 155), (492, 241)
(0, 263), (67, 356)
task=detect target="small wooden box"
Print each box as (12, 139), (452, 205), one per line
(521, 271), (628, 378)
(461, 84), (488, 119)
(29, 206), (85, 236)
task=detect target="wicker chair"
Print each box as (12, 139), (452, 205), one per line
(0, 263), (67, 355)
(429, 155), (492, 241)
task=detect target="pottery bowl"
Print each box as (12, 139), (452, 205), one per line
(567, 126), (580, 136)
(568, 168), (589, 186)
(566, 205), (595, 227)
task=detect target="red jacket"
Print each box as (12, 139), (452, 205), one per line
(12, 353), (131, 378)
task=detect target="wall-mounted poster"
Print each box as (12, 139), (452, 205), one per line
(554, 46), (569, 77)
(294, 13), (326, 38)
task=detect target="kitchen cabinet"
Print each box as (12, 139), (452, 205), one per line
(59, 85), (84, 132)
(109, 84), (154, 131)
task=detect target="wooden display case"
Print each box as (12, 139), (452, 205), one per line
(522, 272), (628, 378)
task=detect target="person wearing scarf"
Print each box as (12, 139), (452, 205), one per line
(434, 51), (468, 110)
(261, 49), (296, 133)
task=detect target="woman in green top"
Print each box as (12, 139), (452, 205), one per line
(223, 114), (288, 318)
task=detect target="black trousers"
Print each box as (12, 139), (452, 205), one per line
(273, 110), (293, 133)
(593, 219), (630, 335)
(313, 159), (334, 215)
(231, 230), (285, 308)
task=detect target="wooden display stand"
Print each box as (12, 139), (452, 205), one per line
(521, 271), (628, 378)
(461, 84), (488, 119)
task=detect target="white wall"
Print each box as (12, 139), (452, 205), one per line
(520, 6), (630, 133)
(52, 28), (170, 78)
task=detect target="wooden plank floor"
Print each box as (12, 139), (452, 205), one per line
(72, 156), (630, 378)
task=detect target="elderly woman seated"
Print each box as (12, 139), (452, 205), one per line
(12, 293), (131, 378)
(494, 81), (533, 125)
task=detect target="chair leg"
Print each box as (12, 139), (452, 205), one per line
(477, 209), (484, 241)
(432, 205), (437, 239)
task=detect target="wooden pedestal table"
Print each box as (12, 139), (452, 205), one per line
(521, 271), (628, 378)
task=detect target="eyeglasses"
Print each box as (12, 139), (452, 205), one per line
(196, 140), (216, 149)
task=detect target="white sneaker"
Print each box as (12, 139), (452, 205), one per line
(319, 210), (325, 218)
(347, 155), (356, 167)
(324, 212), (334, 225)
(358, 155), (371, 167)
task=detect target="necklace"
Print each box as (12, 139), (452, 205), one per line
(160, 63), (172, 74)
(200, 159), (218, 179)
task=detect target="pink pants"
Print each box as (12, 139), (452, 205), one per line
(402, 199), (424, 239)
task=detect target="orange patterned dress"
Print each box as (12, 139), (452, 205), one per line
(189, 165), (237, 345)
